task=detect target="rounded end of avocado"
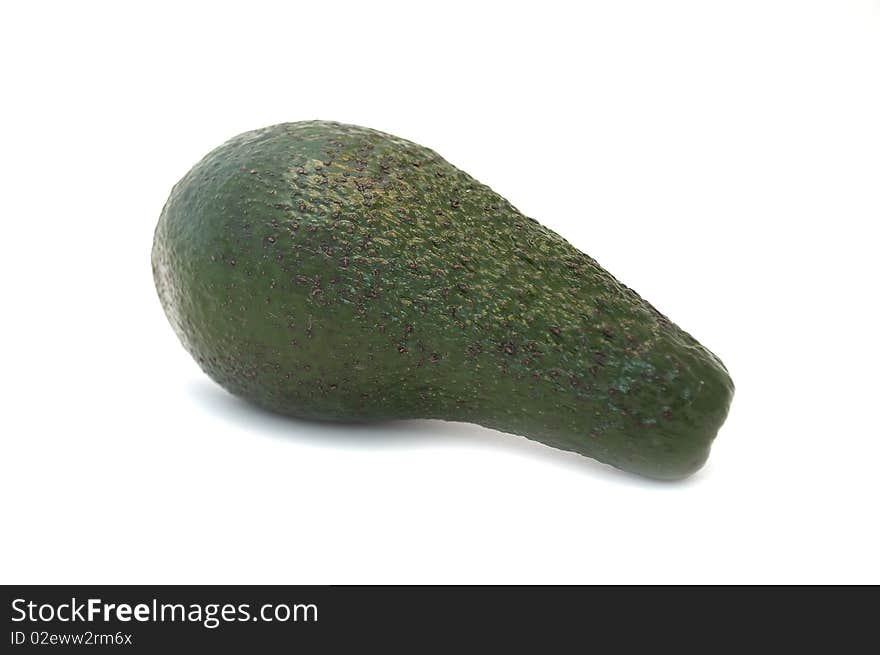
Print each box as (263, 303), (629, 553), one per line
(634, 354), (735, 481)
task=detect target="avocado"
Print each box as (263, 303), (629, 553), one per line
(152, 121), (733, 480)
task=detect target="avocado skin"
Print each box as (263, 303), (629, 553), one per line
(153, 121), (734, 480)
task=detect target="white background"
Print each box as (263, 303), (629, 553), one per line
(2, 1), (878, 584)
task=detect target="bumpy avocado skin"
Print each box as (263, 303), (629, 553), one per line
(152, 121), (734, 479)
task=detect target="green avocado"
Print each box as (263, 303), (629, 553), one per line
(152, 121), (733, 480)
